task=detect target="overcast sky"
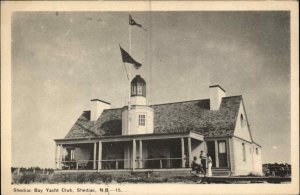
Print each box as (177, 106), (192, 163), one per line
(12, 11), (290, 168)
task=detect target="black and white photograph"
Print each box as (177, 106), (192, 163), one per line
(1, 1), (299, 195)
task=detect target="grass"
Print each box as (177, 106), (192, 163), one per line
(11, 172), (202, 184)
(12, 171), (287, 184)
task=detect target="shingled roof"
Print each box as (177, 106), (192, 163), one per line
(64, 96), (243, 139)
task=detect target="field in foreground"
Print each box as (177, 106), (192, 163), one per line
(11, 172), (291, 184)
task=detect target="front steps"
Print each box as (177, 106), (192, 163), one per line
(212, 169), (231, 176)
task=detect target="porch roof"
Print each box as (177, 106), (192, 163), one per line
(55, 131), (204, 144)
(63, 96), (242, 139)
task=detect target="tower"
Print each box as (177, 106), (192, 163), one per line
(122, 75), (154, 135)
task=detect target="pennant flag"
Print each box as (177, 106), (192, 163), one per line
(120, 46), (142, 69)
(129, 14), (147, 31)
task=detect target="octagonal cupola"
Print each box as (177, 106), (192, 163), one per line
(130, 75), (146, 105)
(131, 75), (146, 97)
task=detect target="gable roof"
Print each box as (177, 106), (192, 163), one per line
(64, 96), (242, 139)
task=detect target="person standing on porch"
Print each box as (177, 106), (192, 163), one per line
(200, 151), (206, 175)
(207, 155), (212, 177)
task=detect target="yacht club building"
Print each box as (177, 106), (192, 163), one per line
(54, 75), (262, 176)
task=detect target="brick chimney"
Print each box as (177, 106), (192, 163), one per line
(90, 99), (111, 121)
(209, 85), (226, 110)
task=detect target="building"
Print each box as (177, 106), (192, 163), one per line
(54, 75), (262, 176)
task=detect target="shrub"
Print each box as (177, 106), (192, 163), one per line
(18, 173), (37, 184)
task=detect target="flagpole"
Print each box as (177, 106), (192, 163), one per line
(129, 18), (132, 55)
(128, 13), (132, 135)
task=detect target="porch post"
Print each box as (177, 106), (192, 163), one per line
(188, 137), (192, 167)
(139, 140), (143, 168)
(226, 139), (230, 168)
(93, 142), (97, 169)
(215, 140), (219, 168)
(59, 144), (63, 169)
(203, 141), (208, 168)
(181, 138), (185, 168)
(54, 144), (58, 169)
(132, 139), (136, 169)
(98, 141), (102, 171)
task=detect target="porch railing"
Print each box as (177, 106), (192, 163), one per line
(60, 160), (95, 170)
(57, 157), (190, 170)
(101, 159), (131, 170)
(142, 158), (183, 169)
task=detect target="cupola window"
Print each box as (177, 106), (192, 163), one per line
(137, 85), (143, 95)
(131, 75), (146, 97)
(132, 85), (137, 95)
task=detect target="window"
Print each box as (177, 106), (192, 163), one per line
(256, 148), (259, 155)
(70, 149), (75, 161)
(137, 85), (143, 95)
(138, 114), (146, 126)
(240, 114), (245, 127)
(242, 143), (246, 161)
(132, 85), (137, 95)
(218, 141), (226, 153)
(66, 148), (75, 161)
(218, 140), (228, 167)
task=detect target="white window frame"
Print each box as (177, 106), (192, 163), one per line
(138, 114), (146, 126)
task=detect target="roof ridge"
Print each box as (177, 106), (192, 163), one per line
(84, 95), (242, 112)
(97, 95), (243, 110)
(150, 99), (209, 106)
(222, 95), (242, 99)
(151, 95), (242, 106)
(102, 107), (123, 111)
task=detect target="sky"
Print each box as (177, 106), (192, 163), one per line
(12, 11), (291, 168)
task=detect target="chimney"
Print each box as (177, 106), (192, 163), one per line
(90, 99), (111, 121)
(209, 85), (226, 110)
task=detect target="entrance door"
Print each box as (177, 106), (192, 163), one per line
(218, 140), (228, 167)
(206, 141), (216, 167)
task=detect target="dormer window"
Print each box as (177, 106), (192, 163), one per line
(138, 114), (146, 126)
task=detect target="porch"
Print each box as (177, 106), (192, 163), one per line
(54, 132), (206, 171)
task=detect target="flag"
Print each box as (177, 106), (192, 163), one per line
(120, 46), (142, 69)
(129, 14), (147, 31)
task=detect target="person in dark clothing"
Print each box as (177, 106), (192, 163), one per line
(191, 156), (205, 175)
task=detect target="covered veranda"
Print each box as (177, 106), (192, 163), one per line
(54, 132), (205, 171)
